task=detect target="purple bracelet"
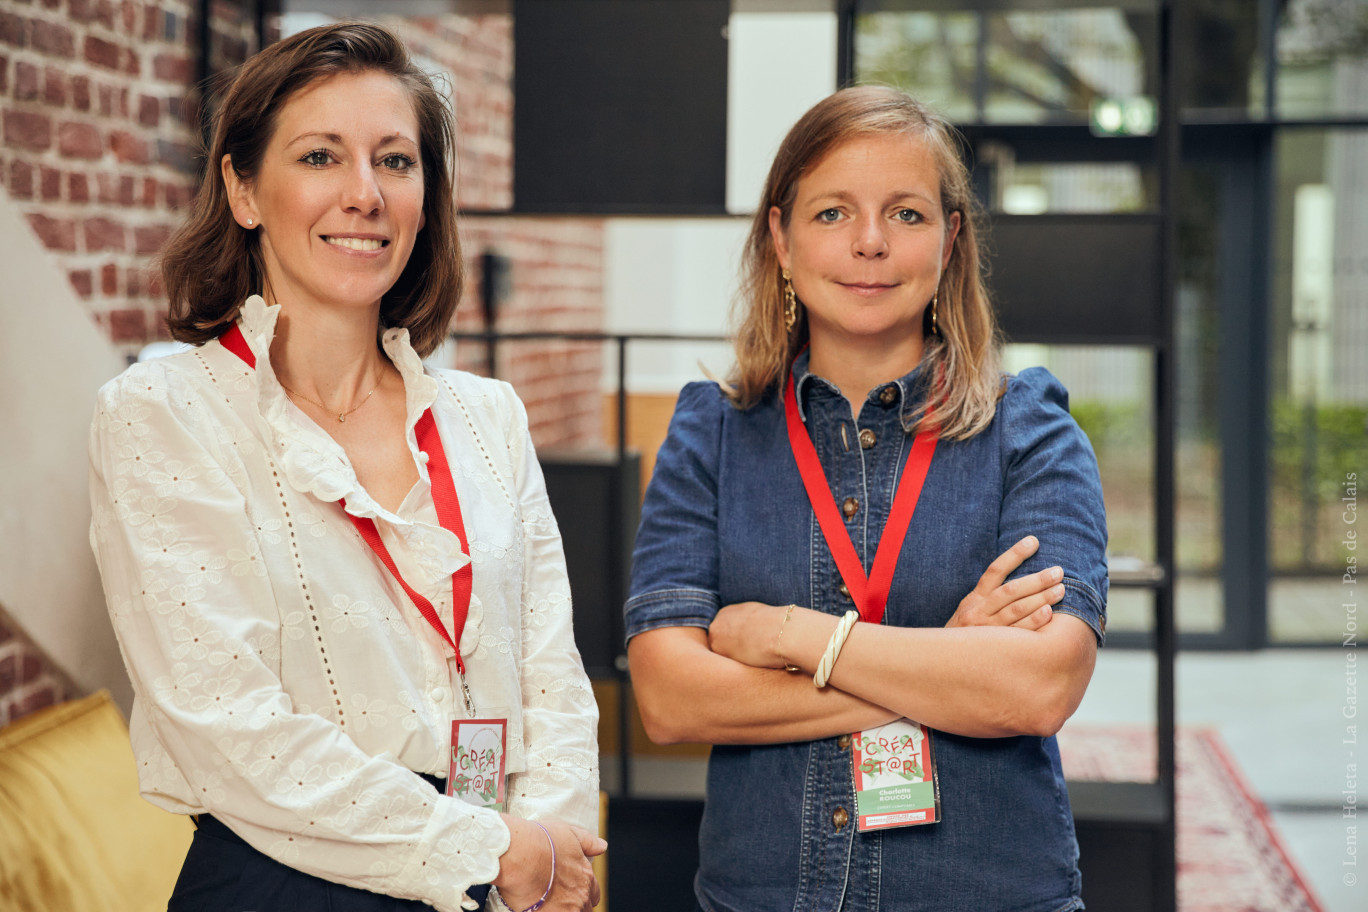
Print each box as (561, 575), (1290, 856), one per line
(517, 821), (555, 912)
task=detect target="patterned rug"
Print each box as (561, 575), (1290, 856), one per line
(1058, 726), (1325, 912)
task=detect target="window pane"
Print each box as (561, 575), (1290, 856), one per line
(1172, 161), (1232, 635)
(1003, 344), (1155, 580)
(1106, 587), (1155, 636)
(1275, 0), (1368, 118)
(854, 7), (1157, 126)
(1179, 0), (1265, 119)
(855, 11), (979, 121)
(984, 8), (1154, 125)
(1268, 128), (1368, 643)
(988, 158), (1154, 213)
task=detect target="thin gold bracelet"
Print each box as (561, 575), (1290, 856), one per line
(775, 604), (801, 672)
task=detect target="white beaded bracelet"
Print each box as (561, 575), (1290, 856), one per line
(813, 610), (860, 688)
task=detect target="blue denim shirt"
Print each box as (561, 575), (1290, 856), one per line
(625, 354), (1108, 912)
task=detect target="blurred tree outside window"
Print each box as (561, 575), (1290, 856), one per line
(856, 6), (1155, 125)
(1276, 0), (1368, 118)
(1268, 127), (1368, 642)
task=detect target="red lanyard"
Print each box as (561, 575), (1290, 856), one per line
(784, 370), (938, 625)
(221, 323), (473, 675)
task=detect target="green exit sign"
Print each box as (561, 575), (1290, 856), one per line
(1090, 97), (1158, 136)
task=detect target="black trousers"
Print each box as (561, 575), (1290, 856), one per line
(169, 774), (491, 911)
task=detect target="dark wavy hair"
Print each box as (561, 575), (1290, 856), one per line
(160, 21), (461, 357)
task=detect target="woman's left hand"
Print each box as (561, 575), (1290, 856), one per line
(494, 817), (605, 912)
(709, 601), (794, 669)
(946, 536), (1064, 630)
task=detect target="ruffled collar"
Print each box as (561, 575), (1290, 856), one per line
(223, 296), (470, 599)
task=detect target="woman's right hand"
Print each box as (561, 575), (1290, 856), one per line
(946, 535), (1065, 630)
(494, 815), (606, 912)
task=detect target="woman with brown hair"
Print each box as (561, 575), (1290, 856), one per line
(626, 86), (1107, 910)
(89, 22), (601, 912)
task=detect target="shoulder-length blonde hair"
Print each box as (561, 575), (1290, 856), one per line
(730, 85), (1001, 440)
(160, 22), (462, 358)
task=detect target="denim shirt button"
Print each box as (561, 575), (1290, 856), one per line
(841, 497), (859, 518)
(878, 385), (898, 405)
(832, 807), (849, 830)
(858, 428), (877, 449)
(839, 582), (851, 600)
(837, 734), (851, 751)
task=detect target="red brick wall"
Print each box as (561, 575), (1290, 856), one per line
(385, 14), (512, 212)
(0, 0), (258, 357)
(0, 607), (76, 728)
(457, 216), (606, 449)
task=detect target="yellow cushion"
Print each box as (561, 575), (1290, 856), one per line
(0, 691), (193, 912)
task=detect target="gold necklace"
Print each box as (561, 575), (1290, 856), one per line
(279, 380), (378, 423)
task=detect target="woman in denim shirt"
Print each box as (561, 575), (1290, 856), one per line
(625, 87), (1107, 912)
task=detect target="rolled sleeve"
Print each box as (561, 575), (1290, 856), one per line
(625, 383), (728, 643)
(997, 368), (1110, 644)
(623, 588), (720, 640)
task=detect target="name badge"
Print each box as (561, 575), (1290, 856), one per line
(448, 718), (508, 811)
(851, 718), (940, 831)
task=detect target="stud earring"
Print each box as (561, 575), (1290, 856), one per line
(246, 218), (253, 227)
(782, 269), (797, 334)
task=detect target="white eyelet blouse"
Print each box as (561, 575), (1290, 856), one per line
(88, 296), (599, 911)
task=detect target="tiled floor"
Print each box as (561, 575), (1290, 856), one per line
(1075, 648), (1359, 912)
(619, 648), (1361, 911)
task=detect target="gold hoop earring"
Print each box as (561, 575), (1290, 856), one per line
(929, 293), (939, 336)
(782, 269), (797, 333)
